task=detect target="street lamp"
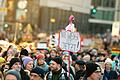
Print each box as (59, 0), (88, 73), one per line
(50, 18), (56, 34)
(4, 24), (8, 28)
(50, 18), (56, 23)
(17, 0), (28, 22)
(17, 0), (27, 9)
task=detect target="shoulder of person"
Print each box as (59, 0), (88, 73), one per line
(60, 69), (74, 80)
(44, 71), (52, 80)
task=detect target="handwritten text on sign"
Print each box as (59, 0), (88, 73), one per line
(59, 30), (80, 52)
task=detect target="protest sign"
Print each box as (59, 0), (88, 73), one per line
(112, 22), (120, 37)
(36, 42), (47, 50)
(59, 30), (81, 52)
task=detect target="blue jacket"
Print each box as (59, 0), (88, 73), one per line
(103, 70), (118, 80)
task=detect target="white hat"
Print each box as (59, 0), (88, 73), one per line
(105, 58), (112, 64)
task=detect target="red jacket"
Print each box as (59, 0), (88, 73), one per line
(118, 75), (120, 80)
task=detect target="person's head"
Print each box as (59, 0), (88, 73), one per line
(30, 67), (45, 80)
(36, 54), (45, 65)
(90, 49), (98, 56)
(104, 58), (112, 70)
(50, 49), (58, 58)
(4, 70), (21, 80)
(75, 60), (86, 71)
(2, 51), (7, 58)
(105, 62), (112, 70)
(85, 62), (101, 80)
(82, 54), (91, 62)
(9, 58), (21, 71)
(3, 62), (9, 73)
(0, 57), (5, 67)
(62, 52), (72, 65)
(14, 52), (20, 58)
(62, 51), (69, 60)
(77, 54), (82, 60)
(49, 57), (63, 72)
(22, 57), (33, 71)
(91, 56), (96, 62)
(98, 53), (105, 61)
(20, 49), (28, 58)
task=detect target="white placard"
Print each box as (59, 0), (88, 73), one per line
(37, 42), (47, 49)
(112, 22), (120, 37)
(59, 30), (81, 52)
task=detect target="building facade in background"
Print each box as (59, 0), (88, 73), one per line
(89, 0), (116, 34)
(39, 0), (91, 34)
(1, 0), (119, 41)
(1, 0), (40, 41)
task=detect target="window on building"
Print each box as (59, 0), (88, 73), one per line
(95, 10), (114, 21)
(102, 0), (115, 7)
(92, 0), (115, 8)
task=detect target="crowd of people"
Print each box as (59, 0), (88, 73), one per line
(0, 41), (120, 80)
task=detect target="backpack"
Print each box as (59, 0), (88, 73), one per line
(59, 73), (68, 80)
(62, 63), (75, 79)
(46, 72), (69, 80)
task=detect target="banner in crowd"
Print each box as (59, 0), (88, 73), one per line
(59, 30), (81, 52)
(112, 22), (120, 37)
(112, 48), (120, 56)
(37, 42), (47, 50)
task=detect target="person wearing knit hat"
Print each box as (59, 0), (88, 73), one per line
(22, 56), (33, 71)
(4, 70), (21, 80)
(34, 54), (49, 73)
(36, 54), (45, 59)
(0, 57), (5, 66)
(62, 51), (72, 65)
(105, 58), (112, 64)
(103, 58), (118, 80)
(45, 56), (74, 80)
(75, 60), (86, 80)
(30, 67), (45, 80)
(9, 58), (21, 71)
(20, 49), (28, 58)
(83, 62), (102, 80)
(51, 57), (63, 66)
(0, 57), (5, 62)
(75, 60), (85, 66)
